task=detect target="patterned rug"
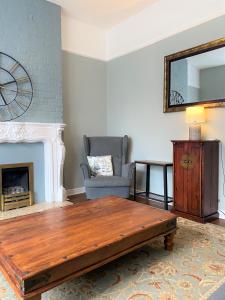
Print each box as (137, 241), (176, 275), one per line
(0, 207), (225, 300)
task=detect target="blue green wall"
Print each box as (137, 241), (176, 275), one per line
(107, 15), (225, 200)
(0, 0), (62, 202)
(200, 65), (225, 101)
(63, 52), (107, 189)
(0, 0), (63, 123)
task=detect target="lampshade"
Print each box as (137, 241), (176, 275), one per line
(186, 106), (205, 124)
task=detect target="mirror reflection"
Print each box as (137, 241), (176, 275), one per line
(164, 38), (225, 112)
(170, 47), (225, 106)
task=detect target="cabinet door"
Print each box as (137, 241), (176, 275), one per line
(186, 143), (201, 216)
(173, 143), (188, 213)
(174, 142), (202, 216)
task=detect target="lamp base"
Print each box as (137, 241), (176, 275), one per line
(189, 124), (201, 140)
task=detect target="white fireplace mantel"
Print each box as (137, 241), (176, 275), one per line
(0, 122), (66, 203)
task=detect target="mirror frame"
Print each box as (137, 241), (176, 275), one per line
(163, 37), (225, 113)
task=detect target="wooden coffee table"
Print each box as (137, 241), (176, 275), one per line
(0, 196), (177, 300)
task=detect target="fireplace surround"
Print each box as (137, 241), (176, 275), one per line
(0, 122), (66, 203)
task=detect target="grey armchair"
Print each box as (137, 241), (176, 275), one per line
(80, 135), (134, 199)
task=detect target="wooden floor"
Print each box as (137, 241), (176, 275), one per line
(211, 217), (225, 227)
(68, 194), (225, 227)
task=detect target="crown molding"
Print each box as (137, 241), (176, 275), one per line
(61, 0), (225, 61)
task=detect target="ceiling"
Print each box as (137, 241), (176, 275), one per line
(48, 0), (157, 28)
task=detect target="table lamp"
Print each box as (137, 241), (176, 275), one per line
(186, 106), (205, 140)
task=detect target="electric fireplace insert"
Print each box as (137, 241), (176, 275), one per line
(0, 163), (34, 211)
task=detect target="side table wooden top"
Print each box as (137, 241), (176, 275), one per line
(135, 160), (173, 166)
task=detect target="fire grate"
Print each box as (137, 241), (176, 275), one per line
(0, 163), (34, 211)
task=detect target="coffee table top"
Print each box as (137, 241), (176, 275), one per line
(0, 196), (176, 297)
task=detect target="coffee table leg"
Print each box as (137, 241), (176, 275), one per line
(164, 232), (175, 251)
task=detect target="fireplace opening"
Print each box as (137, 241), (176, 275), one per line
(0, 163), (34, 211)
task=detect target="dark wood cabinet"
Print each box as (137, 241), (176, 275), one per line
(172, 140), (219, 223)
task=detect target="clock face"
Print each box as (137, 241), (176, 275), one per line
(0, 52), (33, 121)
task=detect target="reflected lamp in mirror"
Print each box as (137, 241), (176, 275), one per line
(186, 106), (205, 140)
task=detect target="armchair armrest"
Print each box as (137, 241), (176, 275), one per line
(80, 163), (91, 179)
(122, 162), (135, 180)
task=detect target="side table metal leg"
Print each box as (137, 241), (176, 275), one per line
(146, 165), (150, 198)
(163, 166), (168, 210)
(133, 163), (136, 200)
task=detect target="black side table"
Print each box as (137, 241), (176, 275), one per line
(134, 160), (173, 210)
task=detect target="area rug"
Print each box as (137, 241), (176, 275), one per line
(0, 211), (225, 300)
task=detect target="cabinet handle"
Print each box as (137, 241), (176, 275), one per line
(184, 160), (192, 164)
(183, 159), (192, 164)
(181, 155), (194, 168)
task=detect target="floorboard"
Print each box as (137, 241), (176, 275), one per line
(211, 218), (225, 227)
(67, 193), (87, 204)
(67, 194), (225, 228)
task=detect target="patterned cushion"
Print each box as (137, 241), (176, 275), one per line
(87, 155), (113, 176)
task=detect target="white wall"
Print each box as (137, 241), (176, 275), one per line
(188, 64), (200, 89)
(61, 13), (107, 60)
(107, 0), (225, 60)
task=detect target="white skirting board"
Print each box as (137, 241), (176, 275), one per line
(219, 211), (225, 220)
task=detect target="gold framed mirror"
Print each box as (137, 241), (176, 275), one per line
(164, 37), (225, 112)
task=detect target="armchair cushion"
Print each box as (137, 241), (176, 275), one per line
(85, 176), (131, 188)
(87, 155), (113, 176)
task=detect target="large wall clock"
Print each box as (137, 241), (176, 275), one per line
(0, 52), (33, 122)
